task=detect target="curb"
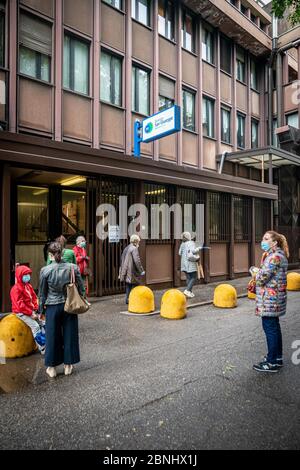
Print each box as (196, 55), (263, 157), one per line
(120, 293), (249, 316)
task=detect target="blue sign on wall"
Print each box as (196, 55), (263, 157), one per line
(134, 105), (181, 157)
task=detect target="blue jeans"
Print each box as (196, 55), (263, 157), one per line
(125, 283), (137, 304)
(262, 317), (283, 364)
(45, 303), (80, 367)
(185, 271), (197, 292)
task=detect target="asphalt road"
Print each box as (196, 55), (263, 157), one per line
(0, 292), (300, 450)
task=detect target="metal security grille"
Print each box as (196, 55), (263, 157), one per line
(145, 183), (176, 244)
(100, 178), (135, 295)
(209, 192), (231, 242)
(255, 198), (271, 242)
(234, 196), (251, 242)
(178, 187), (205, 238)
(87, 177), (135, 296)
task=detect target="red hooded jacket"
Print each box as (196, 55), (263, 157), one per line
(10, 266), (38, 316)
(73, 245), (89, 276)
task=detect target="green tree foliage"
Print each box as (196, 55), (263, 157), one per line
(272, 0), (300, 26)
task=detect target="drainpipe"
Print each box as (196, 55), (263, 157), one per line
(218, 151), (228, 174)
(268, 14), (278, 146)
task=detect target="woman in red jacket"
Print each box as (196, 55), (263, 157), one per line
(10, 265), (45, 353)
(73, 236), (90, 296)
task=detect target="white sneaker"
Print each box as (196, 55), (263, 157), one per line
(184, 290), (194, 298)
(64, 365), (73, 376)
(46, 367), (57, 378)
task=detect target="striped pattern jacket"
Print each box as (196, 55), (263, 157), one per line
(255, 248), (288, 317)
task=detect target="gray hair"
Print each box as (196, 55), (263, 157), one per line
(130, 234), (141, 244)
(181, 231), (191, 242)
(76, 235), (86, 245)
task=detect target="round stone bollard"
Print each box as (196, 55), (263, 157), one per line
(160, 289), (187, 320)
(128, 286), (155, 314)
(213, 284), (237, 308)
(287, 272), (300, 291)
(0, 314), (37, 358)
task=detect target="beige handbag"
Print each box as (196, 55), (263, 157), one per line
(65, 266), (90, 314)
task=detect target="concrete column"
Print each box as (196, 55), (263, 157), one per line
(298, 46), (300, 128)
(203, 191), (210, 283)
(176, 3), (183, 165)
(8, 0), (17, 133)
(125, 1), (133, 156)
(153, 0), (159, 161)
(54, 0), (63, 141)
(228, 194), (235, 280)
(250, 197), (256, 267)
(93, 0), (100, 149)
(0, 165), (11, 313)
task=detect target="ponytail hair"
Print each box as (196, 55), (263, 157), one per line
(266, 231), (289, 258)
(48, 242), (63, 263)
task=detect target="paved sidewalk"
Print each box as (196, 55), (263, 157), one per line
(88, 275), (252, 314)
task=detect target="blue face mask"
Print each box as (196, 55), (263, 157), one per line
(261, 241), (270, 252)
(22, 274), (31, 284)
(80, 242), (86, 248)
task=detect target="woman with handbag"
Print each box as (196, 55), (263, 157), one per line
(179, 232), (201, 299)
(252, 231), (289, 373)
(38, 242), (85, 378)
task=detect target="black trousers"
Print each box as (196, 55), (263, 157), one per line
(45, 303), (80, 367)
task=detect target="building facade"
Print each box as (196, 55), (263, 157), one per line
(1, 0), (298, 312)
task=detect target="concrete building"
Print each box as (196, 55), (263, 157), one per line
(0, 0), (298, 312)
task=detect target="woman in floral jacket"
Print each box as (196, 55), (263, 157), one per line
(252, 231), (289, 373)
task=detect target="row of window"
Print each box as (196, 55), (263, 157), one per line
(229, 0), (269, 33)
(0, 1), (260, 89)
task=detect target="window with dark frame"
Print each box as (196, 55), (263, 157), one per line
(182, 88), (195, 131)
(132, 0), (151, 27)
(202, 26), (214, 64)
(159, 75), (175, 111)
(100, 50), (122, 106)
(19, 12), (52, 83)
(251, 119), (259, 149)
(288, 65), (298, 84)
(237, 112), (245, 148)
(63, 34), (89, 95)
(0, 1), (5, 68)
(181, 9), (195, 53)
(103, 0), (122, 9)
(158, 0), (174, 41)
(132, 65), (150, 115)
(236, 47), (245, 83)
(286, 112), (299, 128)
(202, 96), (214, 138)
(220, 36), (232, 74)
(250, 59), (258, 91)
(221, 107), (231, 143)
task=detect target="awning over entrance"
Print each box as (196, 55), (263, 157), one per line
(217, 146), (300, 183)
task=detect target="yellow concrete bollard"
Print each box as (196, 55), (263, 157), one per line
(0, 314), (37, 358)
(128, 286), (155, 314)
(160, 289), (187, 320)
(213, 284), (237, 308)
(287, 272), (300, 291)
